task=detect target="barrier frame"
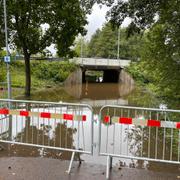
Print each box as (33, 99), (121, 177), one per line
(98, 105), (180, 179)
(0, 99), (94, 174)
(1, 100), (180, 178)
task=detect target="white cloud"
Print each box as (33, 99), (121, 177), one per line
(86, 4), (131, 40)
(49, 4), (131, 55)
(86, 4), (110, 40)
(47, 44), (56, 56)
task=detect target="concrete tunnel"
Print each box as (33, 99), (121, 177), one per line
(82, 69), (121, 83)
(65, 67), (134, 87)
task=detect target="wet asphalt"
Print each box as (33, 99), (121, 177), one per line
(0, 157), (179, 180)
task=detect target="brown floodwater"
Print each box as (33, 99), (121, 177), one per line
(0, 82), (179, 174)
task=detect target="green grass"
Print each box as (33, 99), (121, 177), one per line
(11, 68), (54, 89)
(0, 60), (77, 98)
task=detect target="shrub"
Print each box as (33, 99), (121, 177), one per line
(0, 62), (6, 82)
(32, 61), (77, 82)
(126, 62), (149, 84)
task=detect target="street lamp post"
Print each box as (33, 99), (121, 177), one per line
(3, 0), (12, 100)
(80, 35), (84, 65)
(117, 26), (120, 59)
(81, 36), (83, 58)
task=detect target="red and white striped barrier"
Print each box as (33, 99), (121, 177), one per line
(0, 108), (86, 122)
(99, 105), (180, 179)
(104, 115), (180, 129)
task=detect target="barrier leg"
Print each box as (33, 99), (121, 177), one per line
(106, 155), (111, 179)
(67, 151), (75, 174)
(77, 152), (82, 165)
(110, 156), (113, 169)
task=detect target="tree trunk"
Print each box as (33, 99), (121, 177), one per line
(24, 50), (31, 97)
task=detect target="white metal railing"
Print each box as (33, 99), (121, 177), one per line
(98, 105), (180, 179)
(0, 99), (94, 174)
(70, 58), (131, 68)
(0, 99), (180, 178)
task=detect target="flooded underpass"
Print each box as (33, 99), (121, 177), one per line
(0, 79), (180, 179)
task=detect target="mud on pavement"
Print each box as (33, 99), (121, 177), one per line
(0, 157), (179, 180)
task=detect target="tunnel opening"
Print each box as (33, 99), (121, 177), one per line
(82, 69), (120, 83)
(82, 70), (104, 83)
(103, 69), (120, 83)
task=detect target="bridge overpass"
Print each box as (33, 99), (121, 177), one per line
(66, 58), (133, 85)
(70, 58), (131, 69)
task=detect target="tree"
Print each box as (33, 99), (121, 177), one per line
(92, 23), (118, 58)
(105, 0), (180, 53)
(0, 9), (4, 51)
(87, 29), (101, 57)
(106, 0), (180, 50)
(140, 24), (180, 100)
(0, 0), (95, 96)
(74, 37), (89, 57)
(0, 49), (6, 57)
(87, 23), (142, 59)
(105, 0), (180, 100)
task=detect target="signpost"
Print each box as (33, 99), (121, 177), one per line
(3, 0), (12, 100)
(4, 56), (10, 63)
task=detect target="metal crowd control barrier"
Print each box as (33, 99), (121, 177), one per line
(0, 99), (93, 173)
(99, 105), (180, 179)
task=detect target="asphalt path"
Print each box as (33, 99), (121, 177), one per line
(0, 157), (179, 180)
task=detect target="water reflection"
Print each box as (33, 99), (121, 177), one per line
(95, 105), (180, 173)
(1, 79), (179, 174)
(0, 121), (78, 160)
(128, 127), (179, 165)
(65, 83), (134, 100)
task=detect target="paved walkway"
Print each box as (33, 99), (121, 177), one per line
(0, 157), (179, 180)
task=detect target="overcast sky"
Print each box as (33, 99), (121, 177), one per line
(86, 4), (110, 40)
(86, 4), (131, 40)
(48, 4), (109, 54)
(48, 4), (131, 54)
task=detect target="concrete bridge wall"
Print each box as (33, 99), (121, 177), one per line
(64, 68), (82, 99)
(119, 69), (135, 85)
(70, 58), (131, 68)
(66, 58), (133, 85)
(65, 67), (134, 87)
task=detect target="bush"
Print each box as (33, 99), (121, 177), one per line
(126, 62), (149, 84)
(0, 60), (77, 88)
(0, 62), (6, 82)
(32, 61), (77, 82)
(11, 61), (25, 69)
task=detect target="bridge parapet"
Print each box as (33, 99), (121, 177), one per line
(70, 58), (131, 68)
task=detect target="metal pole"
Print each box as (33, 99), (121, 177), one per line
(81, 36), (83, 58)
(117, 26), (120, 59)
(80, 35), (84, 65)
(3, 0), (12, 143)
(3, 0), (12, 100)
